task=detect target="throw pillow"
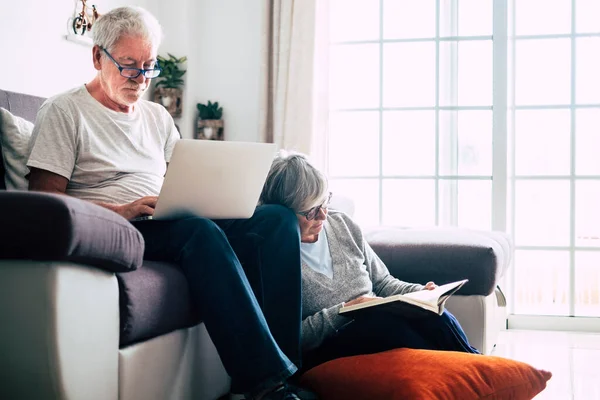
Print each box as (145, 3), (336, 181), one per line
(299, 348), (552, 400)
(0, 107), (34, 190)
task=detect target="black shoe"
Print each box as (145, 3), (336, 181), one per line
(260, 384), (301, 400)
(286, 383), (319, 400)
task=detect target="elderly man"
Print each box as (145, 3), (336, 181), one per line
(26, 6), (306, 400)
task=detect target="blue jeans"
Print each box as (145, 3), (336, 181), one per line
(133, 205), (301, 396)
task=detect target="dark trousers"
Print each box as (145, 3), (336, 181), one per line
(132, 205), (302, 395)
(302, 310), (480, 373)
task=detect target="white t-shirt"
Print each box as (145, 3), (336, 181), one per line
(27, 85), (179, 204)
(300, 228), (334, 279)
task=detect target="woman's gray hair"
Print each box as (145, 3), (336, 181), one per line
(93, 6), (163, 52)
(259, 151), (328, 213)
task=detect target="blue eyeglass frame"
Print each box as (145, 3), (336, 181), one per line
(298, 192), (333, 221)
(101, 47), (162, 79)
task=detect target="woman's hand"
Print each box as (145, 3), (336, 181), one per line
(344, 295), (382, 307)
(423, 281), (437, 290)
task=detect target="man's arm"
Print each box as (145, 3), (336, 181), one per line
(28, 168), (69, 195)
(28, 168), (157, 219)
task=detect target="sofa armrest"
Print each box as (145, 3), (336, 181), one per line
(0, 191), (144, 273)
(0, 261), (119, 400)
(365, 227), (513, 296)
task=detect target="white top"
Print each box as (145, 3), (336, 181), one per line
(300, 228), (334, 279)
(27, 85), (179, 204)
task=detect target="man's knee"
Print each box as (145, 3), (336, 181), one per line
(255, 204), (298, 232)
(180, 216), (226, 240)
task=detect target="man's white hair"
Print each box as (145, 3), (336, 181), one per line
(93, 6), (163, 52)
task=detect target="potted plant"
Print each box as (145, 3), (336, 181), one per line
(196, 100), (224, 140)
(152, 53), (187, 118)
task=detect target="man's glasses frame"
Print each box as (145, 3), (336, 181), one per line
(101, 47), (162, 79)
(298, 192), (333, 221)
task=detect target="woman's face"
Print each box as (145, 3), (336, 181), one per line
(296, 193), (331, 243)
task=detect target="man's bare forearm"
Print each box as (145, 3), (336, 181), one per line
(92, 201), (122, 214)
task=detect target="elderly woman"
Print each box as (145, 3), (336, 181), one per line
(259, 152), (479, 371)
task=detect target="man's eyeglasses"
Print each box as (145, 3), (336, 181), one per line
(102, 48), (162, 79)
(298, 192), (333, 221)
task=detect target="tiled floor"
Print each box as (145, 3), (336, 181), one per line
(491, 330), (600, 400)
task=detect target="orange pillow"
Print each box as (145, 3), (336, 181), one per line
(299, 348), (552, 400)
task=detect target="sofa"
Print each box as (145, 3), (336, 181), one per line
(0, 88), (512, 400)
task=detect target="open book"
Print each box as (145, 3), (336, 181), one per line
(339, 279), (468, 318)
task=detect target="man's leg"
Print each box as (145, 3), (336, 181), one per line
(133, 216), (297, 396)
(215, 205), (302, 367)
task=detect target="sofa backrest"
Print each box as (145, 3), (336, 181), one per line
(0, 89), (46, 190)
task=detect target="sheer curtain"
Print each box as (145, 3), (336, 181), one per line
(260, 0), (330, 168)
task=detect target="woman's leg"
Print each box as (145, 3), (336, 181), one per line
(413, 310), (480, 354)
(302, 310), (478, 372)
(301, 312), (437, 372)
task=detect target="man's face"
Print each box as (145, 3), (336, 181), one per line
(96, 35), (157, 107)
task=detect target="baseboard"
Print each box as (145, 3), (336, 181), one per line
(508, 315), (600, 332)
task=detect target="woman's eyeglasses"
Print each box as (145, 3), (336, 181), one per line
(298, 192), (333, 221)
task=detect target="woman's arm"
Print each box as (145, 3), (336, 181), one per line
(301, 303), (353, 352)
(365, 240), (425, 297)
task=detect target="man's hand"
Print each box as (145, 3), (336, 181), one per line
(344, 294), (382, 307)
(423, 281), (437, 291)
(115, 196), (158, 220)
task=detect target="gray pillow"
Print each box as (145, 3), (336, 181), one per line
(0, 108), (33, 190)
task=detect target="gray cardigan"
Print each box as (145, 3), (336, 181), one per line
(301, 210), (424, 351)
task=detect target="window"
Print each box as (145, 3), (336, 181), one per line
(509, 0), (600, 318)
(327, 0), (495, 230)
(326, 0), (600, 321)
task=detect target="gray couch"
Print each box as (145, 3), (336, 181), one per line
(0, 88), (512, 400)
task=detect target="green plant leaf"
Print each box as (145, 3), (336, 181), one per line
(154, 53), (187, 89)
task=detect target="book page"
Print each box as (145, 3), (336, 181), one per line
(339, 279), (468, 316)
(403, 279), (468, 305)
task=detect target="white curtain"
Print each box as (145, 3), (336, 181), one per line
(260, 0), (329, 167)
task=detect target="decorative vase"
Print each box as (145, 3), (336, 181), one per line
(196, 119), (224, 141)
(153, 87), (182, 118)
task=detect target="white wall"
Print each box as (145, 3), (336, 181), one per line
(165, 0), (265, 142)
(0, 0), (265, 142)
(0, 0), (159, 97)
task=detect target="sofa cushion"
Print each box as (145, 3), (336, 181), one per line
(0, 89), (46, 191)
(0, 108), (34, 190)
(116, 260), (200, 347)
(365, 227), (512, 296)
(0, 191), (144, 273)
(299, 348), (552, 400)
(0, 140), (5, 190)
(0, 89), (46, 124)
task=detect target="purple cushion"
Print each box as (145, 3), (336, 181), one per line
(0, 89), (46, 124)
(0, 191), (144, 273)
(117, 261), (200, 346)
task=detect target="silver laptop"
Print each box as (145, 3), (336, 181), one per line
(143, 139), (276, 220)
